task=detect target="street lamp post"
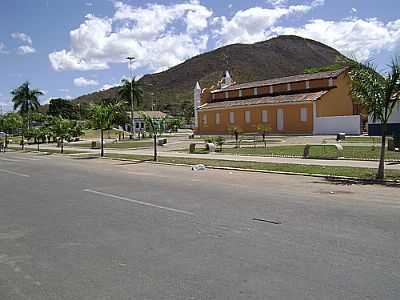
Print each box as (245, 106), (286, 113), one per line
(126, 56), (135, 137)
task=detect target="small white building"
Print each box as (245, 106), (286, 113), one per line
(368, 103), (400, 136)
(125, 111), (167, 132)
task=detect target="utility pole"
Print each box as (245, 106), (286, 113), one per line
(126, 56), (135, 137)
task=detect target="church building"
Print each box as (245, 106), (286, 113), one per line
(194, 68), (362, 135)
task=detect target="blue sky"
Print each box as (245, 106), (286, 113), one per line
(0, 0), (399, 112)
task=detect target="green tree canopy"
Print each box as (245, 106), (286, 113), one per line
(89, 101), (123, 157)
(11, 81), (43, 115)
(348, 57), (400, 180)
(48, 98), (79, 119)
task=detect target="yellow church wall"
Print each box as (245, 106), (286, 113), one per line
(197, 102), (314, 135)
(316, 73), (354, 117)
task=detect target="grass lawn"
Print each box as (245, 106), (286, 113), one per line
(225, 139), (284, 145)
(71, 140), (153, 149)
(9, 146), (86, 155)
(327, 136), (382, 144)
(214, 145), (400, 160)
(104, 153), (400, 181)
(80, 129), (127, 140)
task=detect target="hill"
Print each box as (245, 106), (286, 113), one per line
(72, 35), (345, 115)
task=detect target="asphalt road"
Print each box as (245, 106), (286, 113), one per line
(0, 152), (399, 299)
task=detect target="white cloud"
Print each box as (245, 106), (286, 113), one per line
(266, 0), (288, 7)
(85, 2), (93, 6)
(0, 42), (8, 54)
(73, 77), (99, 87)
(58, 88), (70, 93)
(49, 1), (212, 72)
(213, 1), (323, 46)
(11, 32), (33, 45)
(270, 18), (400, 60)
(17, 45), (36, 55)
(101, 83), (120, 90)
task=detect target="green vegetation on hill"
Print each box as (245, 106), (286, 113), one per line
(72, 35), (345, 115)
(304, 63), (346, 74)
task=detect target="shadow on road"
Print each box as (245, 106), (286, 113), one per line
(318, 177), (400, 187)
(113, 159), (153, 165)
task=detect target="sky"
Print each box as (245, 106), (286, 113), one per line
(0, 0), (399, 112)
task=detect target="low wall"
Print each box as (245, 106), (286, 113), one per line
(313, 115), (361, 135)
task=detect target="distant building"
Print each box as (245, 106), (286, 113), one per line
(194, 68), (362, 135)
(125, 111), (167, 132)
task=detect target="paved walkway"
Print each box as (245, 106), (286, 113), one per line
(11, 144), (400, 170)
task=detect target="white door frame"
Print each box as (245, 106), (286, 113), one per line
(277, 109), (284, 131)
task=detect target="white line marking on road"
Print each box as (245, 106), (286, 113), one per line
(125, 171), (172, 179)
(83, 189), (195, 216)
(0, 157), (21, 162)
(0, 169), (31, 178)
(10, 156), (41, 161)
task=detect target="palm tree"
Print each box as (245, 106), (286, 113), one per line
(11, 82), (43, 128)
(11, 82), (43, 150)
(141, 112), (165, 161)
(348, 57), (400, 180)
(89, 102), (122, 157)
(119, 78), (143, 135)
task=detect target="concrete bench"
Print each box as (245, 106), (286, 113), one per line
(189, 142), (215, 153)
(157, 138), (167, 146)
(303, 144), (344, 159)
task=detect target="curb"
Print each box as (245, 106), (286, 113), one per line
(102, 157), (400, 187)
(9, 149), (400, 187)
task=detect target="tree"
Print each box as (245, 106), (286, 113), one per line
(11, 82), (43, 150)
(141, 112), (165, 161)
(89, 102), (122, 157)
(11, 82), (43, 129)
(257, 124), (272, 148)
(68, 121), (83, 142)
(214, 136), (225, 152)
(165, 116), (184, 132)
(48, 98), (79, 119)
(119, 78), (143, 134)
(348, 57), (400, 180)
(0, 113), (23, 150)
(31, 127), (46, 151)
(227, 126), (242, 148)
(50, 116), (73, 154)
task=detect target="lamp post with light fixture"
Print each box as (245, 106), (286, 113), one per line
(126, 56), (136, 136)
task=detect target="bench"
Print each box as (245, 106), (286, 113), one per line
(189, 142), (215, 153)
(303, 144), (344, 159)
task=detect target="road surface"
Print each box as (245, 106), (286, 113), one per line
(0, 152), (399, 299)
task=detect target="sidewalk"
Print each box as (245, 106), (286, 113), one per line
(17, 144), (400, 170)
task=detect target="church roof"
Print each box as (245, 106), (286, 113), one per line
(211, 68), (347, 93)
(199, 91), (327, 110)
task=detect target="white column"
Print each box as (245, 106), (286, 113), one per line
(194, 82), (201, 129)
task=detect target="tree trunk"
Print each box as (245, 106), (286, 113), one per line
(153, 133), (157, 161)
(61, 137), (64, 154)
(376, 125), (387, 180)
(37, 141), (40, 152)
(101, 129), (104, 157)
(21, 133), (25, 150)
